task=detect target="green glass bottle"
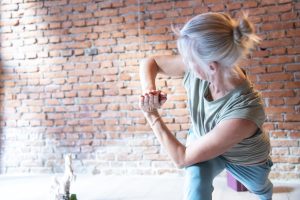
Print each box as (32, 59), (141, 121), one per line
(70, 194), (77, 200)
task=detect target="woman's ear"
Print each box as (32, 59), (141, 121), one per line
(208, 61), (219, 73)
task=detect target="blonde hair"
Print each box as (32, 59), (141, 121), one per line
(175, 12), (261, 79)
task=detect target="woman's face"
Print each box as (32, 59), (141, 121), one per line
(188, 60), (209, 81)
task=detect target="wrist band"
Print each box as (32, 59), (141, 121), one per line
(151, 116), (161, 127)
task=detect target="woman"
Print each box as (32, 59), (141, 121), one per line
(139, 12), (273, 200)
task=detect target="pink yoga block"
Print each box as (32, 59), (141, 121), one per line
(226, 171), (248, 192)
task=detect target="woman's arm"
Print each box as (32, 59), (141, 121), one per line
(143, 109), (257, 169)
(139, 56), (258, 168)
(139, 55), (186, 93)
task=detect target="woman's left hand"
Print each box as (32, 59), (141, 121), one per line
(139, 90), (167, 113)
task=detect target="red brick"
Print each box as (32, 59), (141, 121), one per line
(73, 84), (96, 90)
(260, 0), (275, 5)
(247, 7), (267, 16)
(263, 82), (284, 90)
(265, 106), (295, 114)
(286, 29), (300, 37)
(268, 98), (284, 106)
(271, 131), (288, 138)
(181, 8), (193, 16)
(280, 12), (298, 21)
(94, 9), (118, 17)
(68, 69), (92, 77)
(69, 27), (92, 34)
(146, 35), (173, 42)
(266, 65), (283, 73)
(285, 114), (300, 122)
(44, 0), (67, 7)
(272, 148), (290, 156)
(174, 1), (192, 8)
(210, 4), (225, 12)
(285, 97), (300, 105)
(73, 20), (86, 27)
(278, 122), (300, 130)
(249, 66), (266, 74)
(119, 89), (132, 95)
(243, 1), (257, 8)
(285, 82), (300, 89)
(151, 12), (166, 20)
(146, 19), (173, 27)
(227, 2), (242, 10)
(261, 22), (294, 31)
(271, 139), (298, 147)
(290, 132), (300, 139)
(262, 15), (279, 23)
(271, 156), (300, 164)
(290, 147), (300, 155)
(147, 3), (172, 11)
(267, 3), (292, 14)
(270, 48), (286, 55)
(259, 73), (293, 82)
(279, 0), (292, 3)
(285, 64), (300, 71)
(46, 99), (60, 105)
(152, 29), (168, 37)
(261, 39), (293, 49)
(22, 113), (45, 120)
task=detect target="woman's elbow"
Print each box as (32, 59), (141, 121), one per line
(174, 159), (188, 169)
(175, 163), (185, 169)
(140, 57), (155, 67)
(174, 148), (189, 169)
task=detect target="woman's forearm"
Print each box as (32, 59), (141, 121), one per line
(145, 112), (187, 168)
(139, 57), (187, 168)
(139, 57), (159, 92)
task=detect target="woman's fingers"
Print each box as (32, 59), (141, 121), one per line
(160, 91), (166, 96)
(139, 95), (144, 106)
(140, 90), (167, 112)
(144, 93), (149, 106)
(153, 91), (160, 107)
(159, 92), (167, 106)
(159, 92), (167, 99)
(149, 92), (154, 106)
(160, 97), (167, 105)
(139, 95), (148, 112)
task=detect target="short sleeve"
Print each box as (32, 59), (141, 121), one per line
(182, 69), (191, 88)
(218, 94), (266, 129)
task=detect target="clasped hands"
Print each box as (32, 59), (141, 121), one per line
(139, 90), (167, 114)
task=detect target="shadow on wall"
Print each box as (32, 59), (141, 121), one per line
(0, 0), (115, 174)
(0, 0), (50, 174)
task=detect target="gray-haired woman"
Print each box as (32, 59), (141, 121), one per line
(139, 12), (273, 200)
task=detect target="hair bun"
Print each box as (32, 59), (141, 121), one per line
(233, 16), (254, 45)
(233, 26), (242, 45)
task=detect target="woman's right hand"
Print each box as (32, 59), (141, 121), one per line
(139, 90), (167, 113)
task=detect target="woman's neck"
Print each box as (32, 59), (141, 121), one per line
(208, 67), (246, 100)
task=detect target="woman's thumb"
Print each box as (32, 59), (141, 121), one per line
(159, 93), (167, 105)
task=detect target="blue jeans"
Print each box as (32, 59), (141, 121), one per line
(184, 156), (273, 200)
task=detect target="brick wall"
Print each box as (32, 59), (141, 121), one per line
(0, 0), (299, 179)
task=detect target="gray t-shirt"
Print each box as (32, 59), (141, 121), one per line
(183, 69), (271, 165)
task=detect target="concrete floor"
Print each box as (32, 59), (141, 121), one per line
(0, 174), (299, 200)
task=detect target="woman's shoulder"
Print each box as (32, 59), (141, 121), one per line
(231, 78), (261, 98)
